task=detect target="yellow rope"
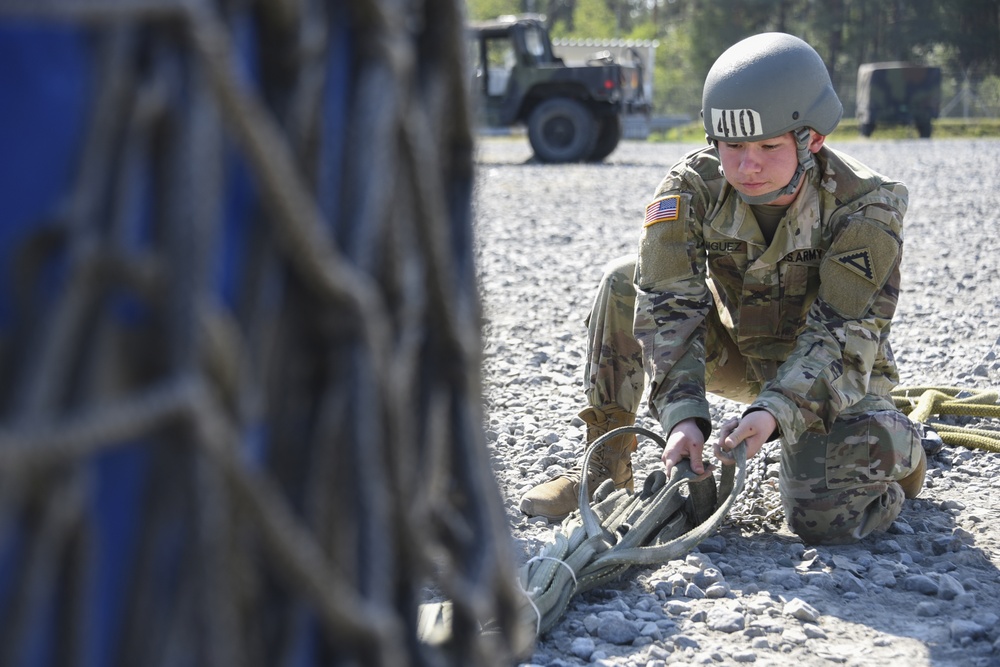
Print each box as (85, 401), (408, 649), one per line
(891, 386), (1000, 452)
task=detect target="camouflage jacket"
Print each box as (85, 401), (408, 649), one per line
(634, 145), (909, 445)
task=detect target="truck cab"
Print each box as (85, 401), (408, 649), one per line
(468, 16), (649, 162)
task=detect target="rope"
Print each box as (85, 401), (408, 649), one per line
(891, 385), (1000, 452)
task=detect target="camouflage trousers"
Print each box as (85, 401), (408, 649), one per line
(584, 255), (922, 545)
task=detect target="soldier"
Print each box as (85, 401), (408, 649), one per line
(519, 32), (926, 545)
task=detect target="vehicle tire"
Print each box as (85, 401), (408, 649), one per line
(588, 115), (622, 161)
(860, 122), (875, 137)
(915, 117), (933, 138)
(527, 98), (597, 163)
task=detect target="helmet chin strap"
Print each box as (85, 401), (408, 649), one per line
(728, 127), (816, 205)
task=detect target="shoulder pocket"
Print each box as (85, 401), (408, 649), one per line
(818, 218), (899, 319)
(636, 193), (696, 290)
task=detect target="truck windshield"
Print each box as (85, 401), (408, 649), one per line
(523, 26), (547, 60)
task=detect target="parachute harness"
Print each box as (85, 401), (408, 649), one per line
(517, 427), (748, 637)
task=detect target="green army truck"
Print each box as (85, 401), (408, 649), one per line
(856, 62), (942, 138)
(468, 15), (650, 163)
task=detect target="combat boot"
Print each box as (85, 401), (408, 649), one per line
(899, 442), (927, 499)
(519, 406), (637, 521)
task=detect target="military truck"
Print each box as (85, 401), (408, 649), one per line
(467, 15), (650, 163)
(856, 62), (942, 138)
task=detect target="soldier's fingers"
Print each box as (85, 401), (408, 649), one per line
(660, 447), (676, 473)
(661, 441), (704, 475)
(725, 424), (755, 450)
(687, 441), (705, 474)
(713, 440), (736, 465)
(719, 417), (739, 434)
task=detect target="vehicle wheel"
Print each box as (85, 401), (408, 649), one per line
(527, 98), (597, 163)
(860, 122), (875, 137)
(588, 115), (622, 161)
(915, 117), (933, 138)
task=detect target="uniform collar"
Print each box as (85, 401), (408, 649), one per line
(710, 172), (823, 264)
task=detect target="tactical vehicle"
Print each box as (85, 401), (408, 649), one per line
(856, 62), (942, 138)
(467, 15), (650, 163)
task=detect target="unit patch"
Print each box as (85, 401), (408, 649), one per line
(645, 195), (680, 226)
(831, 249), (875, 281)
(818, 219), (900, 319)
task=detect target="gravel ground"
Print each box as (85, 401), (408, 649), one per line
(472, 135), (1000, 667)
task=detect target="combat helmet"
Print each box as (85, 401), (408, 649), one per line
(702, 32), (843, 203)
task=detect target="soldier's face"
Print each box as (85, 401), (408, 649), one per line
(717, 131), (824, 206)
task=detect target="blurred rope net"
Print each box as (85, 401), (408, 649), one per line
(0, 1), (528, 665)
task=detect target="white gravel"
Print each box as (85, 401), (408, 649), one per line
(472, 136), (1000, 667)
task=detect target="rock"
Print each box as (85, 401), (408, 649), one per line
(596, 618), (639, 645)
(665, 600), (691, 615)
(973, 611), (998, 630)
(706, 607), (745, 633)
(693, 567), (725, 589)
(889, 520), (915, 535)
(781, 627), (808, 645)
(761, 569), (802, 589)
(868, 566), (897, 587)
(782, 598), (821, 623)
(687, 553), (714, 569)
(639, 621), (661, 640)
(801, 571), (836, 590)
(937, 573), (965, 600)
(949, 619), (986, 641)
(706, 582), (731, 598)
(956, 592), (978, 608)
(803, 624), (827, 640)
(832, 570), (866, 594)
(745, 595), (776, 615)
(569, 636), (595, 660)
(684, 583), (707, 599)
(699, 535), (726, 553)
(903, 574), (939, 595)
(874, 539), (901, 554)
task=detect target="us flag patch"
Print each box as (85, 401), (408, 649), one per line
(644, 195), (680, 226)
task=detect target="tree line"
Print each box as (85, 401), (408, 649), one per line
(466, 0), (1000, 120)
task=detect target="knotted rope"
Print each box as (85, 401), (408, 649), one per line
(892, 386), (1000, 453)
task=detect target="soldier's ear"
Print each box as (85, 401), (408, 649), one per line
(808, 131), (826, 154)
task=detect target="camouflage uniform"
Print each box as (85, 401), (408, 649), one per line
(586, 144), (922, 544)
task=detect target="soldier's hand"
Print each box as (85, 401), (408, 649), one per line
(714, 411), (776, 465)
(662, 418), (707, 477)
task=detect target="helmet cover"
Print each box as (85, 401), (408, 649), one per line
(702, 32), (842, 142)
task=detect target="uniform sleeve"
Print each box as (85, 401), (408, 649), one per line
(749, 184), (908, 444)
(633, 173), (714, 438)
